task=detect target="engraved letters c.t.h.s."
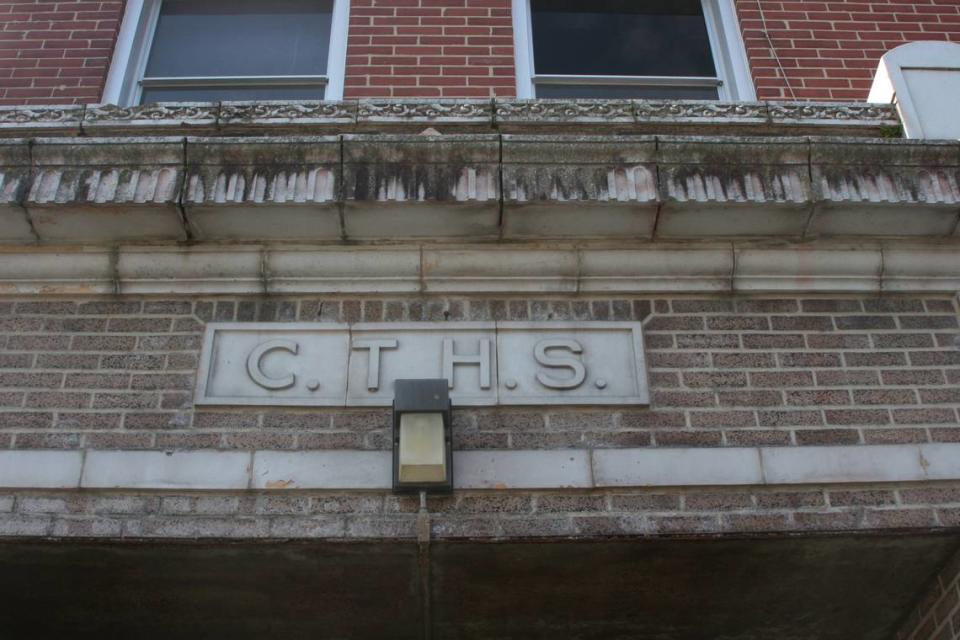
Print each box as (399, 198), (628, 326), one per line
(197, 322), (648, 407)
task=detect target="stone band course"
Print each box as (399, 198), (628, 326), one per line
(3, 444), (960, 492)
(3, 244), (960, 296)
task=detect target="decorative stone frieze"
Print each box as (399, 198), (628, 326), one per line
(341, 134), (501, 239)
(26, 137), (187, 243)
(357, 100), (493, 128)
(501, 136), (658, 238)
(657, 136), (813, 238)
(82, 102), (218, 135)
(768, 102), (902, 127)
(494, 99), (634, 128)
(0, 105), (84, 135)
(183, 137), (341, 241)
(0, 100), (903, 138)
(634, 100), (768, 125)
(810, 139), (960, 237)
(0, 139), (33, 243)
(217, 101), (356, 131)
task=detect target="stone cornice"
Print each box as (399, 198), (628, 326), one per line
(1, 242), (959, 295)
(1, 134), (958, 245)
(0, 99), (899, 137)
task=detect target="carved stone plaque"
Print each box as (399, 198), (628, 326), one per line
(195, 322), (649, 407)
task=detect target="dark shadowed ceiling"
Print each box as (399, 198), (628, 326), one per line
(0, 534), (956, 640)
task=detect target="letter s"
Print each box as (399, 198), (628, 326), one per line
(534, 339), (586, 390)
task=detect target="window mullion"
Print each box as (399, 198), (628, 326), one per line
(700, 0), (732, 100)
(129, 0), (163, 105)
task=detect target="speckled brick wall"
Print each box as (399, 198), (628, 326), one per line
(0, 294), (957, 452)
(1, 484), (959, 540)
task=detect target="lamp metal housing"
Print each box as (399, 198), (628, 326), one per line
(392, 379), (453, 494)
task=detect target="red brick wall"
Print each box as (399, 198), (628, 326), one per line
(344, 0), (515, 99)
(5, 1), (960, 105)
(736, 0), (960, 101)
(0, 0), (125, 106)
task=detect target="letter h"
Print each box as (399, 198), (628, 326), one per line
(442, 338), (491, 390)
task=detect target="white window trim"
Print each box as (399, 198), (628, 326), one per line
(511, 0), (756, 101)
(102, 0), (350, 106)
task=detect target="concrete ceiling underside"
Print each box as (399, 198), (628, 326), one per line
(0, 533), (957, 640)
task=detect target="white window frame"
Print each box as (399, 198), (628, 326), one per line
(511, 0), (756, 101)
(102, 0), (350, 105)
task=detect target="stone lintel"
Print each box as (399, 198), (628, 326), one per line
(2, 444), (959, 491)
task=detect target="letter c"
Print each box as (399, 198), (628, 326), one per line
(246, 339), (299, 390)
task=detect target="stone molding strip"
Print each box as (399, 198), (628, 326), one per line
(2, 135), (958, 245)
(1, 243), (959, 295)
(0, 100), (898, 137)
(1, 444), (958, 491)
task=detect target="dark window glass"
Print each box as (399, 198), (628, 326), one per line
(140, 86), (326, 103)
(144, 0), (333, 78)
(535, 83), (718, 99)
(531, 0), (716, 78)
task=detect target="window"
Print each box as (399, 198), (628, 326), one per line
(512, 0), (755, 101)
(102, 0), (349, 105)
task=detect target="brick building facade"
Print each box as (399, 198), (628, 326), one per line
(5, 0), (960, 104)
(1, 1), (960, 638)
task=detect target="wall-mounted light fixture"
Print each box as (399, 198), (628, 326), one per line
(392, 379), (453, 494)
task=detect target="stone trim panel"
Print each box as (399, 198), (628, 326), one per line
(2, 444), (960, 492)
